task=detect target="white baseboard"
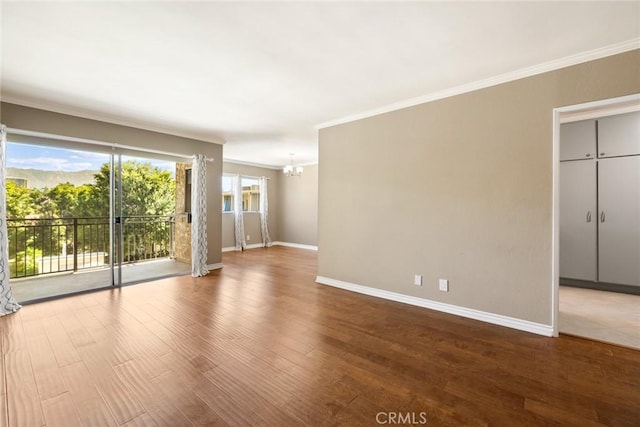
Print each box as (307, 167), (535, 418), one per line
(222, 243), (263, 252)
(207, 263), (223, 270)
(273, 241), (318, 251)
(222, 242), (318, 252)
(315, 276), (553, 337)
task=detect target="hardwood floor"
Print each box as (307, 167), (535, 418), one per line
(1, 246), (639, 426)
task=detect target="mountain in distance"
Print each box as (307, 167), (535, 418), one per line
(6, 167), (99, 189)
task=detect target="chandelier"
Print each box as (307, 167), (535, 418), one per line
(283, 154), (303, 177)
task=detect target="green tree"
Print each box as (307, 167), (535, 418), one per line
(73, 184), (99, 217)
(92, 161), (175, 216)
(47, 182), (79, 218)
(6, 181), (37, 218)
(90, 161), (176, 261)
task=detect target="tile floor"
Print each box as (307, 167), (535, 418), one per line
(559, 285), (640, 349)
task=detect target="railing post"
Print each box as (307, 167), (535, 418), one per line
(73, 218), (78, 272)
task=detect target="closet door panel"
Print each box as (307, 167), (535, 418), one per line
(598, 156), (640, 286)
(560, 120), (597, 161)
(597, 112), (640, 158)
(560, 160), (597, 281)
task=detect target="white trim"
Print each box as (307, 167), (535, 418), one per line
(551, 93), (640, 338)
(560, 103), (640, 123)
(222, 242), (319, 252)
(316, 276), (553, 337)
(222, 243), (267, 252)
(273, 241), (318, 251)
(556, 93), (640, 114)
(207, 263), (223, 270)
(552, 109), (561, 338)
(223, 159), (319, 170)
(223, 158), (282, 170)
(2, 96), (226, 145)
(316, 39), (640, 130)
(296, 161), (319, 168)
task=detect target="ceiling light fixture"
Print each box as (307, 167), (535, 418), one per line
(283, 153), (303, 177)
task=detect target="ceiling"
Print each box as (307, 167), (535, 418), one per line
(2, 2), (639, 168)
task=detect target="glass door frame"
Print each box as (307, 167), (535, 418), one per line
(5, 128), (194, 301)
(110, 153), (123, 287)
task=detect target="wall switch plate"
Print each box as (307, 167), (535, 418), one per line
(414, 275), (422, 286)
(439, 279), (449, 292)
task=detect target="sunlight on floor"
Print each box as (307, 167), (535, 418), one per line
(12, 258), (190, 303)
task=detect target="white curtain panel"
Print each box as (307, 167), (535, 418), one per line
(0, 125), (22, 315)
(259, 176), (272, 247)
(233, 174), (246, 250)
(190, 154), (209, 277)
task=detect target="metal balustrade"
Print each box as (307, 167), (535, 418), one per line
(7, 215), (177, 278)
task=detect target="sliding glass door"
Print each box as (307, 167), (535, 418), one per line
(113, 154), (190, 286)
(5, 141), (192, 302)
(5, 142), (113, 301)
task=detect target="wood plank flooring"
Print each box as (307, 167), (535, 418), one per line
(1, 246), (639, 426)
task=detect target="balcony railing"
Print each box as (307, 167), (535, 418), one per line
(7, 215), (178, 279)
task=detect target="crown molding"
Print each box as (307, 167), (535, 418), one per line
(317, 38), (640, 130)
(295, 161), (319, 168)
(223, 158), (319, 170)
(223, 158), (282, 170)
(1, 95), (226, 145)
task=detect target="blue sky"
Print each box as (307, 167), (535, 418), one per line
(6, 143), (175, 173)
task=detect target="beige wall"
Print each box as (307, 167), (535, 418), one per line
(1, 102), (223, 266)
(318, 50), (640, 326)
(222, 162), (280, 248)
(278, 164), (318, 246)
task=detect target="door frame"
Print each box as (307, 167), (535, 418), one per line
(551, 93), (640, 336)
(5, 128), (194, 301)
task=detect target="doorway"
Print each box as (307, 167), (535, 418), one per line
(553, 93), (640, 348)
(5, 141), (191, 302)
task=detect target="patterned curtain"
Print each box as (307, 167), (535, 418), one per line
(233, 174), (246, 250)
(259, 176), (272, 247)
(190, 155), (209, 277)
(0, 125), (22, 315)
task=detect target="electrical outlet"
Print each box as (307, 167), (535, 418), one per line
(246, 235), (250, 241)
(414, 274), (422, 286)
(439, 279), (449, 292)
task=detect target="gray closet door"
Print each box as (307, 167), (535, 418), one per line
(598, 156), (640, 286)
(598, 112), (640, 158)
(560, 160), (597, 281)
(560, 120), (596, 161)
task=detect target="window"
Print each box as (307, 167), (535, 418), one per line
(222, 175), (234, 212)
(241, 177), (260, 212)
(221, 175), (261, 212)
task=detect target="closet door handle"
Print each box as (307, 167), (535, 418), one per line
(600, 211), (606, 223)
(586, 211), (591, 223)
